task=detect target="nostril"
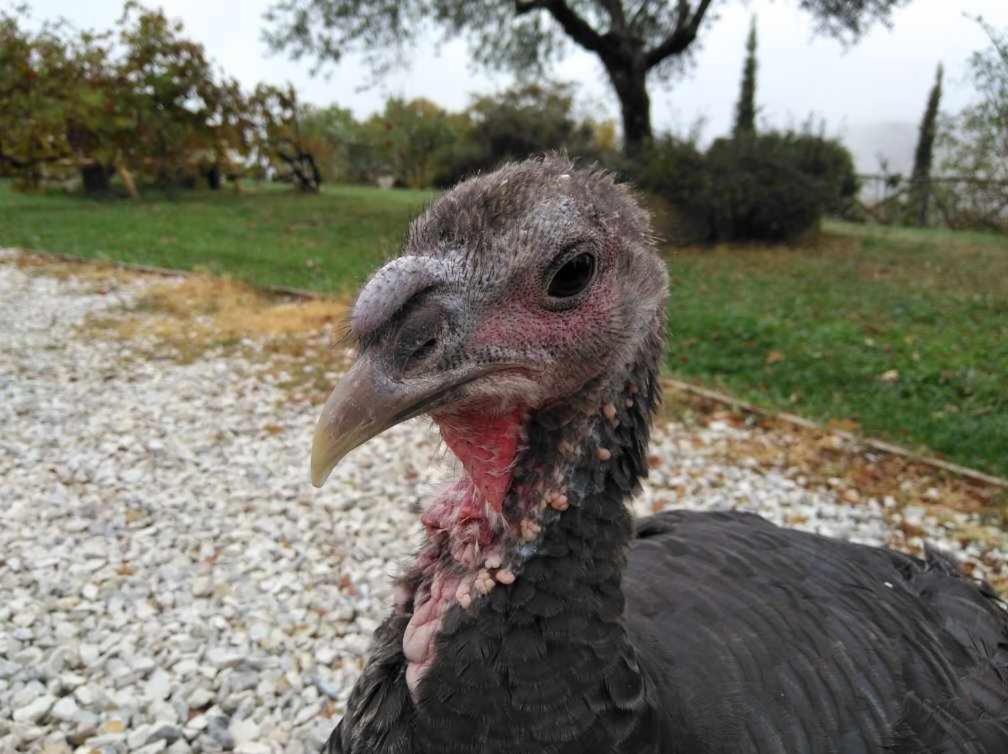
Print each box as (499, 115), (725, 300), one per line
(392, 298), (450, 371)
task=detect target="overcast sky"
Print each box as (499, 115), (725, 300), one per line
(19, 0), (1008, 162)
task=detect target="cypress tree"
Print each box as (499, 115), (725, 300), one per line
(910, 63), (943, 226)
(733, 17), (758, 138)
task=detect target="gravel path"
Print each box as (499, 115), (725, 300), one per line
(1, 251), (1004, 754)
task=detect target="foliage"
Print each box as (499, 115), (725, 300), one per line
(0, 3), (251, 195)
(436, 82), (609, 186)
(795, 0), (911, 39)
(786, 132), (860, 214)
(623, 136), (711, 244)
(287, 82), (617, 190)
(0, 9), (121, 190)
(116, 2), (250, 189)
(702, 135), (825, 242)
(907, 63), (942, 226)
(938, 20), (1008, 231)
(298, 104), (367, 182)
(733, 17), (758, 138)
(250, 84), (322, 192)
(360, 98), (465, 189)
(635, 131), (858, 243)
(264, 0), (910, 154)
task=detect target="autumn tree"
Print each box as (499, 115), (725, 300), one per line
(117, 2), (250, 189)
(0, 3), (252, 195)
(251, 83), (323, 192)
(733, 17), (758, 138)
(298, 104), (364, 182)
(907, 63), (942, 226)
(265, 0), (911, 155)
(360, 98), (462, 188)
(0, 10), (127, 192)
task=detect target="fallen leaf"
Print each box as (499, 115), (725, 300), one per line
(765, 350), (785, 366)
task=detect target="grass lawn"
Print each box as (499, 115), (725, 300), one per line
(0, 181), (434, 293)
(665, 221), (1008, 478)
(2, 181), (1006, 477)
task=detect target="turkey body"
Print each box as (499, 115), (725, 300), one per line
(324, 486), (1008, 754)
(313, 157), (1008, 754)
(626, 510), (1008, 753)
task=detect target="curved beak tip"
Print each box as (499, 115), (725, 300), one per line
(309, 465), (329, 489)
(310, 426), (344, 489)
(308, 356), (391, 491)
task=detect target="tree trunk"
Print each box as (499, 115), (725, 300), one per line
(608, 65), (653, 157)
(80, 163), (110, 195)
(206, 164), (222, 190)
(116, 162), (139, 199)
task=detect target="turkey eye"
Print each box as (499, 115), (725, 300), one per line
(547, 252), (596, 299)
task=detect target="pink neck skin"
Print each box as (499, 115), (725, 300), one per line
(401, 407), (526, 697)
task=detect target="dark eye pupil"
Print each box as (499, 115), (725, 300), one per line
(548, 253), (595, 298)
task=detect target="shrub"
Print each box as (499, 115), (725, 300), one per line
(703, 134), (825, 242)
(633, 131), (859, 243)
(787, 133), (860, 214)
(623, 137), (712, 244)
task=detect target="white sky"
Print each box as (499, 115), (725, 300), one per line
(19, 0), (1008, 159)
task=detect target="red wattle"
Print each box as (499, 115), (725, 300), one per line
(435, 407), (523, 511)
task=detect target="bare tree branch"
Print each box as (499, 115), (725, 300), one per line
(643, 0), (713, 70)
(599, 0), (627, 32)
(514, 0), (621, 61)
(974, 14), (1008, 68)
(626, 0), (655, 29)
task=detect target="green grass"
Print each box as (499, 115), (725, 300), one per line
(2, 181), (1006, 477)
(0, 181), (434, 293)
(665, 221), (1008, 478)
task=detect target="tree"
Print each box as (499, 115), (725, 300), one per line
(428, 81), (612, 186)
(467, 83), (598, 159)
(907, 63), (942, 226)
(360, 98), (460, 188)
(733, 16), (758, 138)
(264, 0), (911, 155)
(298, 104), (363, 182)
(251, 83), (323, 192)
(938, 19), (1008, 230)
(0, 10), (123, 192)
(0, 3), (252, 195)
(117, 2), (248, 190)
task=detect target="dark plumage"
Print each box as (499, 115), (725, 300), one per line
(311, 156), (1008, 754)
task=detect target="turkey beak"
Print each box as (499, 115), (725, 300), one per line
(311, 356), (405, 487)
(311, 353), (478, 487)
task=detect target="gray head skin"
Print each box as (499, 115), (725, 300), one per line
(312, 155), (668, 483)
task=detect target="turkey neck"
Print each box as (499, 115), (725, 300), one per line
(407, 327), (662, 750)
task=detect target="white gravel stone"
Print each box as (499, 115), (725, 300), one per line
(187, 687), (214, 709)
(145, 668), (172, 701)
(50, 695), (79, 723)
(1, 252), (1003, 753)
(13, 694), (56, 723)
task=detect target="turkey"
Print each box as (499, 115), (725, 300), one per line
(310, 156), (1008, 753)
